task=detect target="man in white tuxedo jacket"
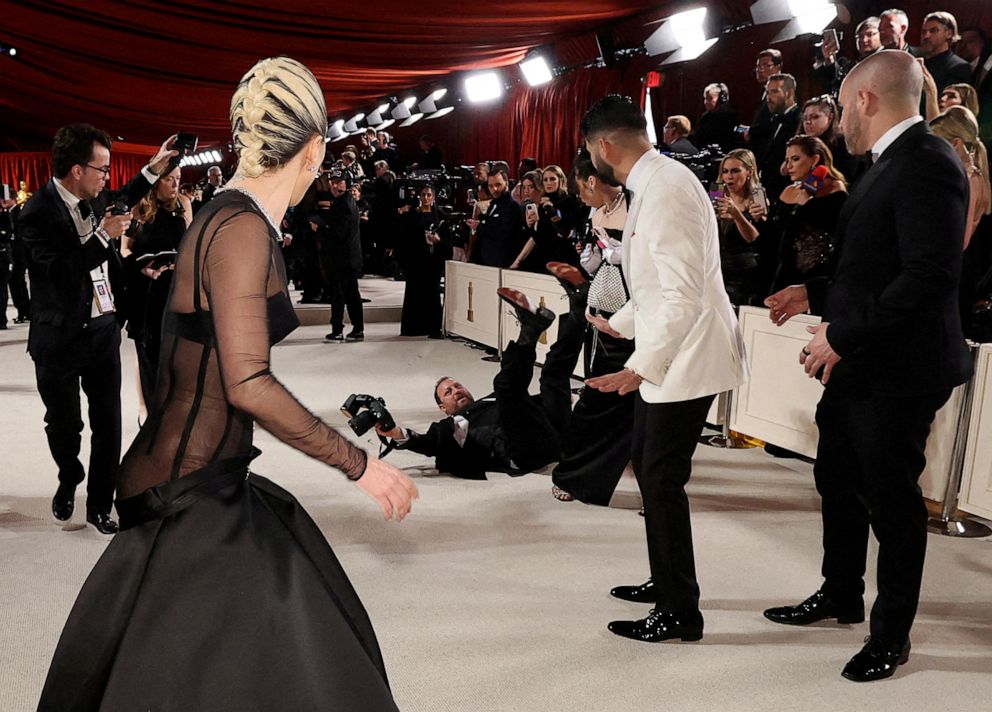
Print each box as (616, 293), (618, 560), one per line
(583, 95), (747, 643)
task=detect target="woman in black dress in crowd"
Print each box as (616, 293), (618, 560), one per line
(511, 166), (580, 271)
(398, 183), (451, 337)
(714, 149), (766, 307)
(769, 134), (848, 298)
(124, 166), (192, 411)
(796, 95), (865, 186)
(551, 149), (635, 505)
(38, 56), (417, 712)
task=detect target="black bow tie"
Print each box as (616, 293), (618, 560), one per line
(864, 151), (875, 165)
(78, 200), (92, 219)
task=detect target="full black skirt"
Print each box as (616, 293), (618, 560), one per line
(551, 326), (635, 506)
(38, 457), (398, 712)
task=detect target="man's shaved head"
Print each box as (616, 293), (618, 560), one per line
(844, 49), (922, 112)
(839, 50), (923, 155)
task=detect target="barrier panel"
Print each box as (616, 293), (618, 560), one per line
(959, 344), (992, 521)
(443, 261), (501, 349)
(731, 306), (966, 504)
(498, 270), (578, 372)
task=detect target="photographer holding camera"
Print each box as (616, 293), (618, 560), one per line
(377, 266), (591, 479)
(18, 124), (179, 534)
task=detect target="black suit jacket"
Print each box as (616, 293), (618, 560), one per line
(755, 104), (801, 197)
(398, 395), (522, 479)
(19, 172), (153, 364)
(809, 122), (972, 396)
(925, 49), (973, 92)
(325, 192), (362, 271)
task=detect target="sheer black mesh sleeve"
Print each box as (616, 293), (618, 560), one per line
(204, 211), (368, 479)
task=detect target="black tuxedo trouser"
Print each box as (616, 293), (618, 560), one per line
(814, 384), (951, 644)
(632, 393), (716, 622)
(493, 308), (585, 472)
(0, 251), (9, 326)
(34, 318), (122, 514)
(328, 268), (365, 333)
(9, 240), (30, 317)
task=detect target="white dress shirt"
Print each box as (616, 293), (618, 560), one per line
(53, 178), (112, 319)
(871, 115), (924, 163)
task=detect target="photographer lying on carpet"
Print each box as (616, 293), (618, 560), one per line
(376, 264), (587, 479)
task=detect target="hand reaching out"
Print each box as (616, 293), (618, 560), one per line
(764, 285), (809, 325)
(356, 458), (419, 522)
(586, 312), (622, 338)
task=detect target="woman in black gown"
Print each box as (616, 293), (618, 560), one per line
(550, 150), (635, 505)
(399, 183), (451, 337)
(38, 57), (417, 712)
(769, 134), (848, 297)
(124, 166), (192, 409)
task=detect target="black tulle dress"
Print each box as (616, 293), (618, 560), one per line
(38, 191), (398, 712)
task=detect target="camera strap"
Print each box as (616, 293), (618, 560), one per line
(377, 433), (399, 459)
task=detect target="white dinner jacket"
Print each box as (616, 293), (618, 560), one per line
(608, 151), (748, 403)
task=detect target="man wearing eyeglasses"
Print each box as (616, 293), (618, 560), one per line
(18, 123), (176, 535)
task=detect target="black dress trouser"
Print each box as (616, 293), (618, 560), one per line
(493, 308), (586, 473)
(328, 268), (365, 334)
(632, 392), (716, 622)
(34, 317), (122, 514)
(814, 384), (951, 645)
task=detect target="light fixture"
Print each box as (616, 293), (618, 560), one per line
(391, 96), (418, 121)
(400, 113), (425, 127)
(366, 102), (392, 127)
(342, 113), (366, 133)
(325, 119), (347, 142)
(644, 8), (718, 65)
(750, 0), (838, 42)
(464, 71), (502, 103)
(520, 54), (553, 86)
(376, 119), (396, 130)
(0, 44), (16, 56)
(418, 88), (454, 119)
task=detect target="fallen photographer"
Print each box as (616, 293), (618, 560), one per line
(375, 263), (588, 480)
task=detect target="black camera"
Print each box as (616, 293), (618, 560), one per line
(340, 394), (396, 436)
(108, 198), (130, 216)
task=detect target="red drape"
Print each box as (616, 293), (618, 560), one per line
(0, 149), (154, 196)
(3, 1), (989, 174)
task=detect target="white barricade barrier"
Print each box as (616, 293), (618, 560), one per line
(959, 344), (992, 521)
(443, 261), (501, 349)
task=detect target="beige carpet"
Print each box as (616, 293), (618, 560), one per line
(1, 296), (991, 710)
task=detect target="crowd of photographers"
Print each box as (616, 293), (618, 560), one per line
(140, 7), (983, 349)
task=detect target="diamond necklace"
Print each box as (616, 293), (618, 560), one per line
(218, 184), (281, 234)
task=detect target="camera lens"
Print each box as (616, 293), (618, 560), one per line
(349, 410), (379, 436)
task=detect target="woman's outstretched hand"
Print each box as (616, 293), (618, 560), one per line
(356, 458), (419, 522)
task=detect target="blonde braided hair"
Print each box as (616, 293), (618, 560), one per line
(229, 57), (327, 178)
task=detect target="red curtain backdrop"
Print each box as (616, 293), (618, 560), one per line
(2, 0), (990, 180)
(0, 147), (154, 197)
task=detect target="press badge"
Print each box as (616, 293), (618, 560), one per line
(92, 275), (115, 314)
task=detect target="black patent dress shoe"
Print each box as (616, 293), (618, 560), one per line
(610, 578), (656, 603)
(608, 609), (703, 643)
(86, 511), (119, 535)
(763, 589), (864, 626)
(52, 485), (75, 521)
(497, 287), (555, 332)
(345, 331), (364, 342)
(842, 636), (911, 682)
(325, 331), (344, 342)
(13, 314), (29, 324)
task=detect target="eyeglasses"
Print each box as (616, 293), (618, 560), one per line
(83, 163), (111, 177)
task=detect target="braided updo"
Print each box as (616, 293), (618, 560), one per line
(230, 57), (327, 178)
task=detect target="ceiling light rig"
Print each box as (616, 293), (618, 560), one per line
(179, 148), (224, 168)
(644, 8), (719, 65)
(750, 0), (838, 42)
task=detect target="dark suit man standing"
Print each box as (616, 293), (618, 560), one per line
(920, 11), (973, 92)
(323, 169), (365, 342)
(763, 51), (971, 682)
(472, 166), (527, 268)
(18, 124), (176, 534)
